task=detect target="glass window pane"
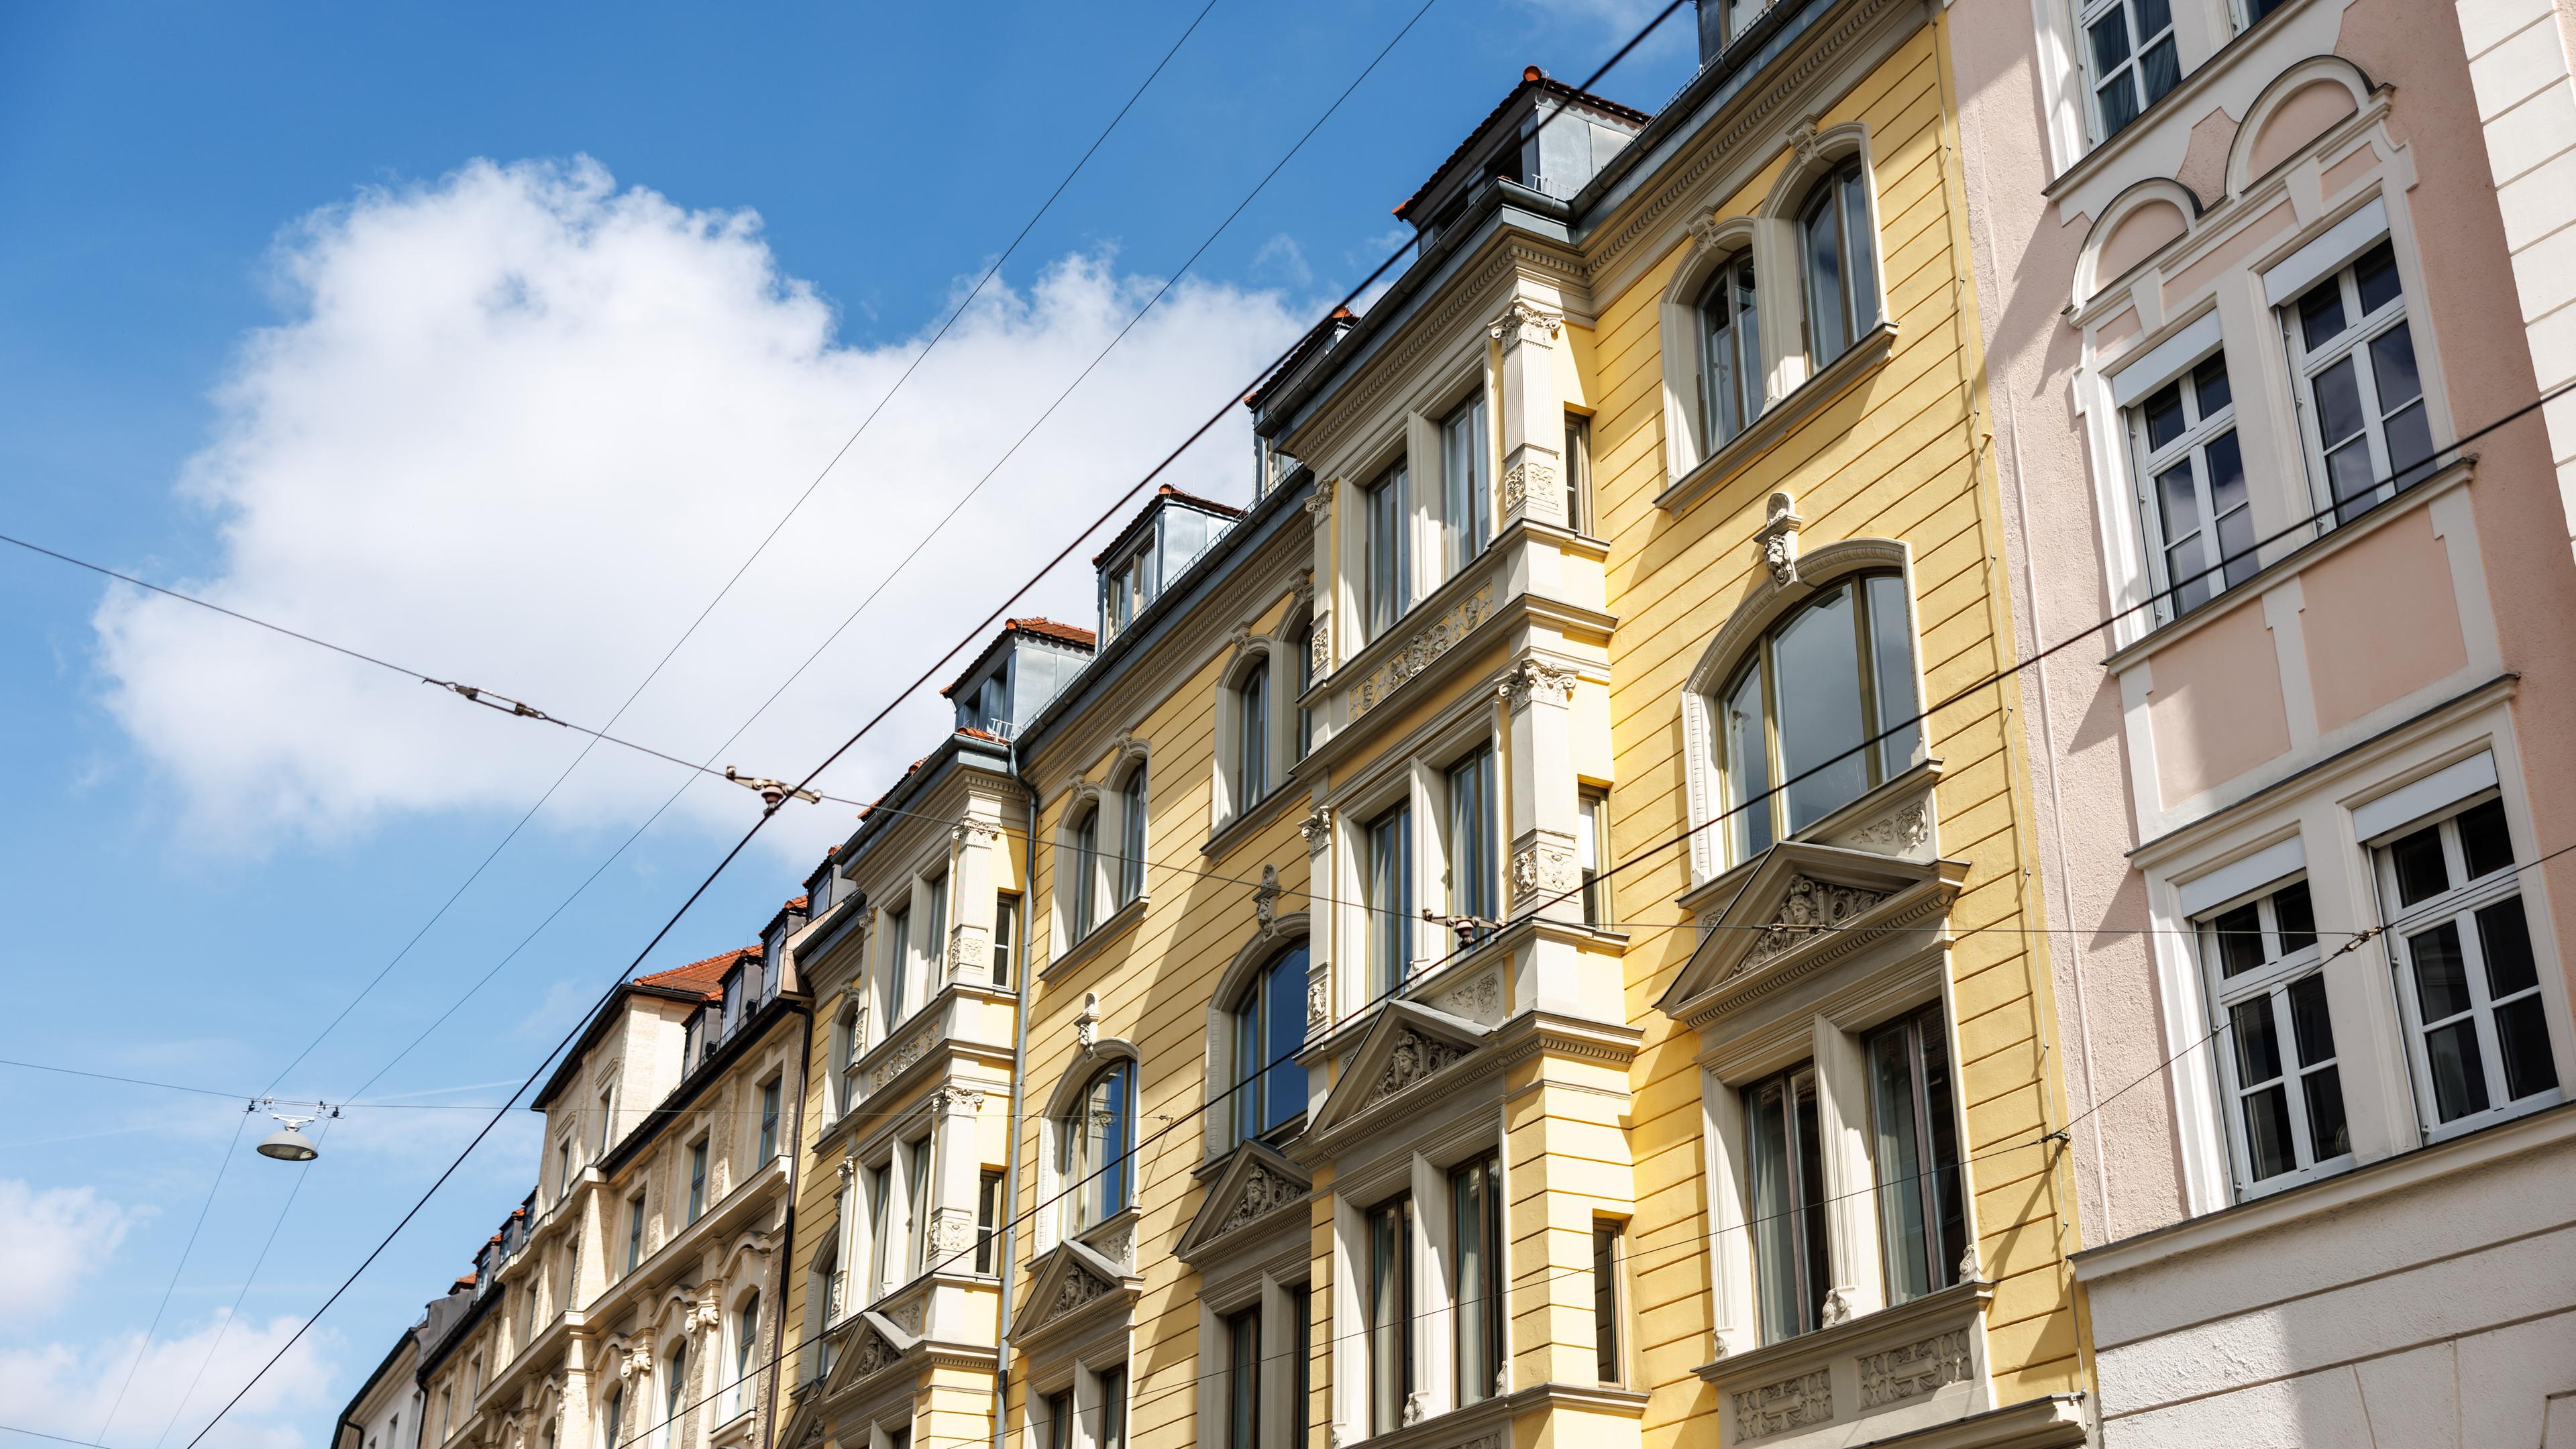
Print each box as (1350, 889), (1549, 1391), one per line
(1735, 258), (1762, 420)
(1725, 665), (1774, 861)
(2458, 799), (2515, 879)
(2286, 973), (2335, 1065)
(2134, 0), (2171, 34)
(2424, 1019), (2491, 1121)
(2298, 280), (2348, 352)
(2232, 998), (2284, 1085)
(2368, 322), (2422, 414)
(2241, 1083), (2297, 1181)
(2389, 825), (2450, 906)
(2273, 880), (2317, 955)
(1868, 1026), (1929, 1303)
(2138, 36), (2180, 106)
(2493, 997), (2562, 1102)
(2088, 8), (2131, 72)
(2154, 456), (2200, 541)
(2167, 533), (2212, 616)
(1744, 1081), (1800, 1343)
(2384, 402), (2434, 490)
(1794, 1081), (1830, 1334)
(2311, 356), (2366, 448)
(2212, 902), (2265, 977)
(1841, 168), (1878, 333)
(2143, 380), (2186, 450)
(2192, 353), (2231, 416)
(2098, 74), (2141, 136)
(1803, 193), (1847, 362)
(1265, 948), (1309, 1131)
(2353, 241), (2402, 313)
(1772, 585), (1868, 831)
(1866, 575), (1919, 780)
(2477, 899), (2540, 999)
(2206, 434), (2257, 589)
(2302, 1064), (2351, 1160)
(2409, 922), (2473, 1020)
(2326, 437), (2380, 520)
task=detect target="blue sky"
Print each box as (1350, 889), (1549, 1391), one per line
(0, 3), (1692, 1442)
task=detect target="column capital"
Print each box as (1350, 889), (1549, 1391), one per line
(1496, 658), (1580, 710)
(1488, 299), (1564, 350)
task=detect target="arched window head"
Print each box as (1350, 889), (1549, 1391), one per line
(1230, 945), (1310, 1146)
(1066, 1057), (1136, 1231)
(655, 1342), (686, 1449)
(1698, 252), (1761, 449)
(1237, 663), (1271, 810)
(1799, 158), (1880, 367)
(1117, 768), (1148, 906)
(1716, 572), (1919, 864)
(1070, 803), (1101, 940)
(602, 1387), (625, 1449)
(729, 1293), (761, 1416)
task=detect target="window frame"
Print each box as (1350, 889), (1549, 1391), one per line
(1863, 1003), (1971, 1298)
(1742, 1062), (1831, 1344)
(2128, 347), (2253, 622)
(1223, 1305), (1262, 1449)
(1363, 460), (1412, 642)
(2282, 239), (2436, 529)
(2195, 875), (2352, 1193)
(1069, 803), (1102, 942)
(1562, 412), (1593, 533)
(1117, 766), (1148, 908)
(1444, 744), (1499, 939)
(1065, 1057), (1138, 1234)
(1364, 1193), (1416, 1436)
(1439, 390), (1491, 580)
(1365, 802), (1416, 997)
(1591, 1217), (1627, 1386)
(1228, 945), (1311, 1147)
(686, 1136), (710, 1225)
(758, 1076), (782, 1165)
(1236, 661), (1270, 812)
(1448, 1151), (1505, 1407)
(625, 1191), (647, 1274)
(994, 892), (1021, 985)
(1697, 251), (1763, 451)
(1796, 157), (1881, 368)
(1577, 788), (1610, 927)
(2077, 0), (2181, 141)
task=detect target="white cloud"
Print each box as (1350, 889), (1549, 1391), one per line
(95, 156), (1311, 863)
(0, 1179), (141, 1321)
(0, 1309), (338, 1449)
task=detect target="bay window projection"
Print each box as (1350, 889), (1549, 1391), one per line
(2199, 878), (2349, 1189)
(1366, 1195), (1417, 1435)
(2288, 241), (2434, 525)
(1717, 573), (1921, 863)
(1232, 945), (1311, 1144)
(1069, 1059), (1137, 1232)
(1238, 663), (1270, 810)
(1446, 746), (1498, 939)
(1866, 1005), (1969, 1301)
(1366, 804), (1416, 995)
(1799, 159), (1880, 366)
(1450, 1153), (1504, 1405)
(1744, 1065), (1831, 1343)
(1225, 1307), (1261, 1449)
(1071, 804), (1101, 941)
(2134, 352), (2252, 619)
(1365, 463), (1412, 641)
(1441, 392), (1490, 577)
(2376, 798), (2559, 1129)
(1699, 254), (1762, 450)
(1118, 767), (1148, 908)
(2080, 0), (2180, 138)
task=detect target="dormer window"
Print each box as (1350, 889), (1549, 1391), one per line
(761, 924), (787, 1001)
(722, 967), (744, 1035)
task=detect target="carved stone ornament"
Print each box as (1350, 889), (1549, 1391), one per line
(619, 1345), (653, 1382)
(1214, 1162), (1301, 1239)
(1743, 875), (1892, 969)
(1958, 1242), (1982, 1283)
(1348, 584), (1494, 720)
(1434, 969), (1501, 1022)
(951, 820), (1002, 847)
(1789, 117), (1825, 166)
(1487, 299), (1564, 350)
(928, 1208), (979, 1258)
(1075, 991), (1102, 1056)
(883, 1293), (927, 1338)
(1845, 800), (1929, 851)
(1736, 1368), (1833, 1440)
(1298, 806), (1333, 854)
(1089, 1216), (1137, 1269)
(1254, 864), (1283, 935)
(1402, 1390), (1430, 1426)
(1364, 1028), (1468, 1108)
(931, 1085), (985, 1117)
(1752, 490), (1805, 588)
(1293, 569), (1315, 612)
(1497, 659), (1579, 710)
(1860, 1330), (1972, 1408)
(1500, 460), (1556, 518)
(947, 922), (990, 981)
(1508, 835), (1580, 908)
(1305, 970), (1332, 1029)
(1819, 1286), (1859, 1328)
(1051, 1263), (1114, 1317)
(871, 1029), (932, 1090)
(852, 1330), (902, 1377)
(1686, 209), (1733, 254)
(1308, 612), (1332, 680)
(1303, 476), (1336, 519)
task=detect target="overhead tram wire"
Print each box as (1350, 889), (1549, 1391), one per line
(176, 1), (1500, 1435)
(93, 1112), (249, 1446)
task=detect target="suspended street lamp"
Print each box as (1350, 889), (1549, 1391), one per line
(252, 1099), (337, 1161)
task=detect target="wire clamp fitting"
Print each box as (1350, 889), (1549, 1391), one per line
(724, 767), (821, 810)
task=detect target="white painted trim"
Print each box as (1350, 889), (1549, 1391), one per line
(2350, 749), (2496, 841)
(2176, 836), (2307, 918)
(2109, 309), (2226, 407)
(2259, 196), (2386, 305)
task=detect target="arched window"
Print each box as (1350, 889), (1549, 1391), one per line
(1698, 252), (1761, 449)
(1715, 572), (1919, 863)
(1230, 945), (1310, 1145)
(1295, 619), (1317, 760)
(1065, 1058), (1136, 1231)
(1117, 768), (1148, 906)
(655, 1342), (686, 1449)
(1070, 803), (1101, 941)
(602, 1387), (625, 1449)
(1237, 663), (1270, 810)
(1799, 158), (1880, 366)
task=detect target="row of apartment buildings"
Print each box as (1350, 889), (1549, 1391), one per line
(339, 0), (2576, 1444)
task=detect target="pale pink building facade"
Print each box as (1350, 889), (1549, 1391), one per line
(1945, 0), (2576, 1440)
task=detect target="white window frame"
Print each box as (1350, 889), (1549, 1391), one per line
(2075, 0), (2180, 142)
(1438, 389), (1490, 581)
(2127, 342), (2251, 622)
(1362, 460), (1412, 642)
(2194, 874), (2355, 1195)
(2279, 235), (2436, 529)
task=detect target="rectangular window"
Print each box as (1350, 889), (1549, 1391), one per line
(1364, 462), (1411, 641)
(2198, 877), (2349, 1189)
(596, 1085), (616, 1157)
(1366, 804), (1415, 997)
(2375, 796), (2560, 1132)
(1593, 1220), (1625, 1384)
(557, 1140), (572, 1202)
(1446, 747), (1497, 940)
(1043, 1391), (1073, 1449)
(994, 892), (1020, 985)
(1239, 663), (1271, 809)
(1098, 1366), (1130, 1449)
(1366, 1195), (1415, 1436)
(904, 1137), (932, 1274)
(1291, 1284), (1311, 1443)
(885, 906), (912, 1023)
(2132, 351), (2253, 620)
(2081, 0), (2180, 139)
(687, 1139), (708, 1225)
(866, 1163), (892, 1297)
(1866, 1004), (1970, 1299)
(2286, 240), (2435, 525)
(722, 966), (743, 1034)
(626, 1192), (647, 1273)
(1450, 1153), (1504, 1405)
(1578, 789), (1609, 927)
(1295, 617), (1316, 760)
(1743, 1065), (1830, 1342)
(758, 1078), (782, 1165)
(1442, 392), (1490, 578)
(1224, 1306), (1262, 1449)
(923, 871), (949, 986)
(975, 1169), (1004, 1274)
(1564, 413), (1592, 532)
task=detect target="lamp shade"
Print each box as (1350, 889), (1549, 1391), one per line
(256, 1125), (319, 1162)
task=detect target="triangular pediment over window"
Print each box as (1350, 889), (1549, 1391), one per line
(1175, 1140), (1312, 1265)
(1307, 999), (1492, 1142)
(1012, 1237), (1138, 1349)
(818, 1309), (921, 1397)
(1656, 841), (1965, 1028)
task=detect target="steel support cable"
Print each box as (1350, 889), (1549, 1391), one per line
(93, 1112), (249, 1444)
